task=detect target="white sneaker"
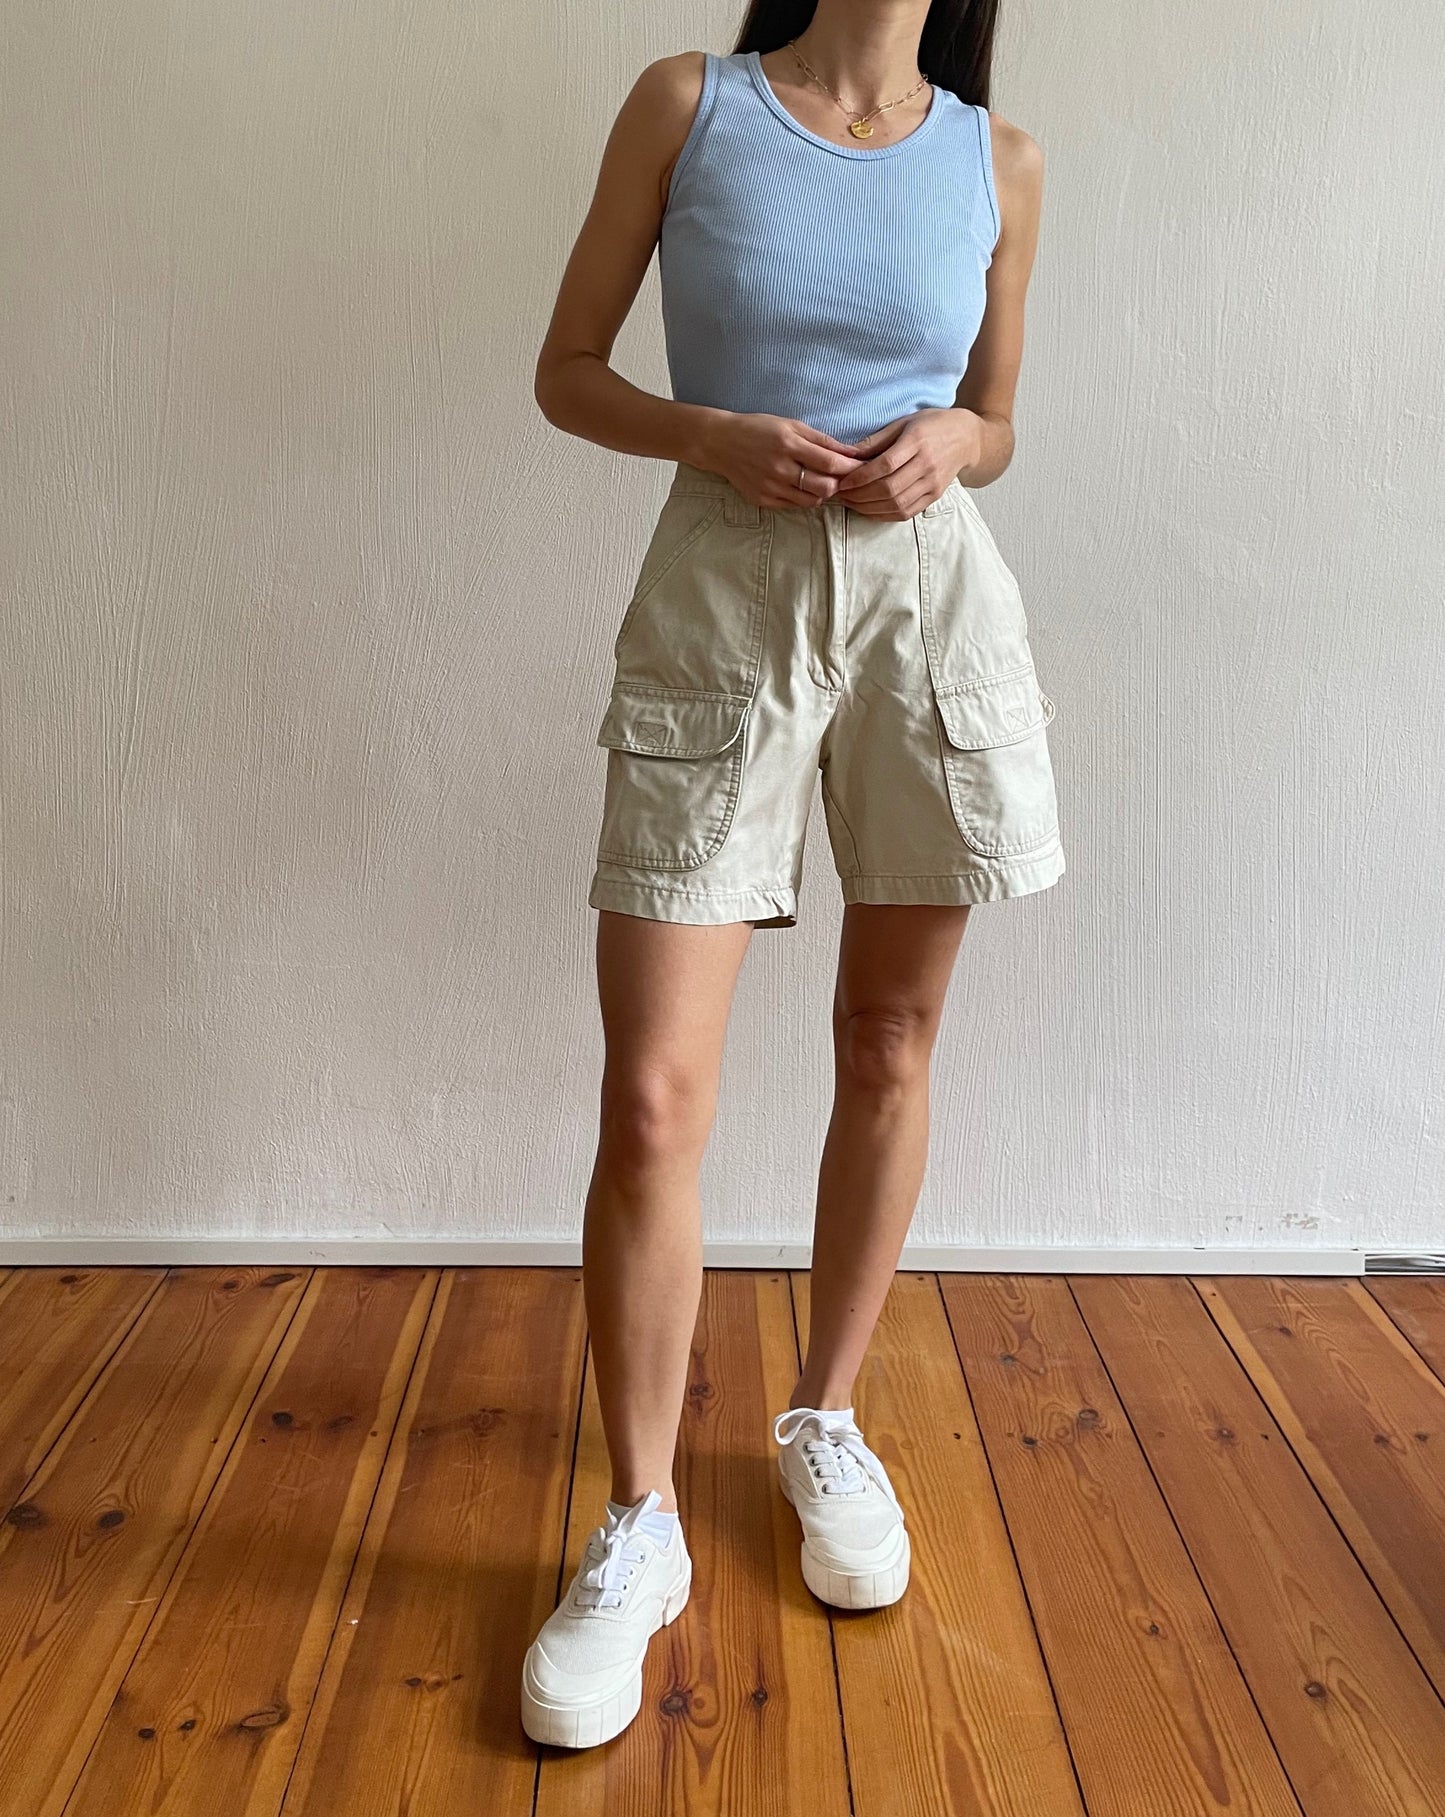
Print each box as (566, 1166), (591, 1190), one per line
(773, 1406), (910, 1609)
(520, 1489), (691, 1748)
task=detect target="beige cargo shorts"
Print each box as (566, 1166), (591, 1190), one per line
(587, 460), (1065, 929)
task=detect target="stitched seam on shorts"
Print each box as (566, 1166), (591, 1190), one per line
(594, 881), (795, 902)
(820, 772), (862, 875)
(946, 827), (1060, 859)
(597, 772), (740, 868)
(840, 860), (1061, 883)
(606, 683), (748, 703)
(665, 484), (762, 527)
(626, 496), (724, 610)
(934, 660), (1036, 700)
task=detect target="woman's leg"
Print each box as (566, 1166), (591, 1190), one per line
(584, 908), (754, 1510)
(791, 902), (971, 1411)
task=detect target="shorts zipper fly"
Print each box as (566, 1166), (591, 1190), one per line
(815, 500), (849, 692)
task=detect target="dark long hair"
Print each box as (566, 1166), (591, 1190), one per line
(732, 1), (997, 109)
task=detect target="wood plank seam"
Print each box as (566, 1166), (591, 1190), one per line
(1074, 1274), (1445, 1813)
(56, 1268), (318, 1810)
(285, 1270), (587, 1814)
(0, 1267), (315, 1817)
(1064, 1276), (1311, 1815)
(942, 1272), (1307, 1811)
(54, 1268), (317, 1816)
(1, 1266), (172, 1516)
(932, 1273), (1093, 1817)
(269, 1267), (446, 1817)
(2, 1266), (177, 1814)
(58, 1267), (440, 1817)
(1365, 1281), (1445, 1395)
(1191, 1275), (1445, 1716)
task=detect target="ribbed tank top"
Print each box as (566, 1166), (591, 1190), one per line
(658, 50), (1001, 447)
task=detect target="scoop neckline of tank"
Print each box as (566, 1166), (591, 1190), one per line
(741, 49), (946, 159)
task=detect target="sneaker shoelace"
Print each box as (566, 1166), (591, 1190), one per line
(574, 1487), (663, 1611)
(773, 1407), (903, 1517)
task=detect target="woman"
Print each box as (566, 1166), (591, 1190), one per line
(524, 0), (1062, 1749)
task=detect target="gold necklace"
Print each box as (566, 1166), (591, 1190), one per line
(784, 38), (930, 140)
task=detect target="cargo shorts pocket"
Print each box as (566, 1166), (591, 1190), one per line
(933, 661), (1060, 859)
(611, 495), (772, 700)
(612, 495), (726, 659)
(595, 683), (751, 871)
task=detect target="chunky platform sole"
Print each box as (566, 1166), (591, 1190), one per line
(519, 1563), (692, 1749)
(779, 1473), (911, 1609)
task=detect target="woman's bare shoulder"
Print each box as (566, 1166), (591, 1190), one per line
(621, 51), (710, 140)
(982, 108), (1045, 185)
(607, 52), (711, 203)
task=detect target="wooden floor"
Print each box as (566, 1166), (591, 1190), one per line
(1, 1268), (1444, 1815)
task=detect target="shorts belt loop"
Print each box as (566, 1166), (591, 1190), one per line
(724, 492), (761, 528)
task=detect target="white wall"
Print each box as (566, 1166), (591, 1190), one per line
(2, 0), (1441, 1257)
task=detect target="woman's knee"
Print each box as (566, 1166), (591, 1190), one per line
(597, 1061), (715, 1177)
(834, 1004), (936, 1096)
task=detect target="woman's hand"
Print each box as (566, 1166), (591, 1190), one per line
(832, 407), (986, 519)
(695, 410), (866, 510)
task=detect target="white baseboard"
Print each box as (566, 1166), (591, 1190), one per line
(0, 1237), (1375, 1274)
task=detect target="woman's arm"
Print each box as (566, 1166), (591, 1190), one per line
(953, 114), (1045, 487)
(534, 55), (718, 467)
(534, 54), (862, 505)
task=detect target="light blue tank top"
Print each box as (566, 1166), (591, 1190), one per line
(658, 50), (1001, 447)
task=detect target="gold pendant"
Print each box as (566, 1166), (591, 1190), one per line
(849, 118), (874, 139)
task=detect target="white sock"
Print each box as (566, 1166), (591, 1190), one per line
(606, 1495), (680, 1546)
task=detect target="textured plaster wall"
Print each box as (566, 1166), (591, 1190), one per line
(2, 0), (1441, 1250)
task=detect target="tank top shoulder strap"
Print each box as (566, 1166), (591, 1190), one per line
(666, 50), (725, 205)
(967, 101), (1001, 248)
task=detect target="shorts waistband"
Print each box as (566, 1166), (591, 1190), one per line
(666, 459), (960, 521)
(667, 461), (764, 526)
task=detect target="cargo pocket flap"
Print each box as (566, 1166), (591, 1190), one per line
(597, 686), (750, 759)
(935, 666), (1055, 751)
